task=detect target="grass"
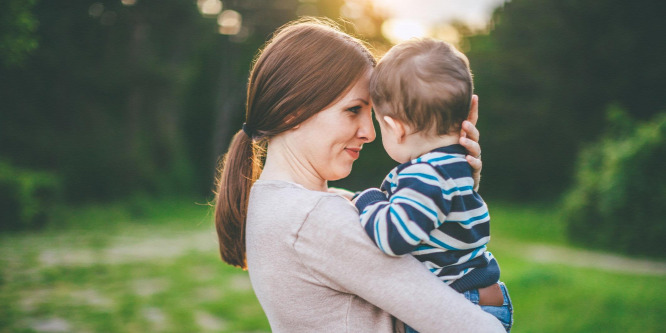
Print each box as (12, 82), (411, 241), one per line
(489, 201), (569, 245)
(1, 197), (664, 332)
(488, 202), (666, 332)
(0, 253), (268, 332)
(492, 241), (666, 332)
(0, 197), (270, 333)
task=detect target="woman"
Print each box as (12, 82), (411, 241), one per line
(214, 18), (503, 332)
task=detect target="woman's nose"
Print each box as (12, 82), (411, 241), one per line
(357, 110), (376, 143)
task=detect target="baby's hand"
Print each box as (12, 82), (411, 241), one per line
(327, 187), (356, 201)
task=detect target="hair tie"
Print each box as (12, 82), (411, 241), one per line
(242, 123), (254, 138)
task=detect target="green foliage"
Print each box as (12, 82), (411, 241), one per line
(0, 0), (307, 201)
(0, 0), (217, 200)
(0, 0), (38, 67)
(0, 160), (61, 231)
(563, 108), (666, 257)
(464, 0), (666, 199)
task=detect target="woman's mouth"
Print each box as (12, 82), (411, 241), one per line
(345, 147), (361, 159)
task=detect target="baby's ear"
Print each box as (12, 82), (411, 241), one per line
(383, 116), (407, 140)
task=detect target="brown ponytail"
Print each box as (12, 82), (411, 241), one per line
(214, 17), (375, 268)
(214, 131), (263, 268)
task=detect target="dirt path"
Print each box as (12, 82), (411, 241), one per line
(36, 230), (218, 267)
(517, 242), (666, 276)
(25, 228), (666, 276)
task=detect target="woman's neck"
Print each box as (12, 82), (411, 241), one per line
(259, 138), (328, 192)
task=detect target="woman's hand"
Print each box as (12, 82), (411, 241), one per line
(459, 95), (482, 191)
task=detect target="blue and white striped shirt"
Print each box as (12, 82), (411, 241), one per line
(355, 144), (500, 292)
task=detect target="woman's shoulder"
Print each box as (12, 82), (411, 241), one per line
(251, 179), (314, 202)
(294, 189), (370, 255)
(250, 180), (361, 236)
(249, 180), (357, 223)
(248, 180), (363, 274)
(253, 180), (352, 204)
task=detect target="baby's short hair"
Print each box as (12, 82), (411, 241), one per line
(370, 38), (473, 135)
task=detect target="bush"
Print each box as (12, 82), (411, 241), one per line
(563, 106), (666, 258)
(0, 160), (61, 231)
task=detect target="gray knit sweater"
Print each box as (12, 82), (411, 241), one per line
(245, 180), (504, 333)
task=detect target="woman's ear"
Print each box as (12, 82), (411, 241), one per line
(383, 116), (407, 143)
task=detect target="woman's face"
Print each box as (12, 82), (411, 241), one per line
(289, 70), (376, 182)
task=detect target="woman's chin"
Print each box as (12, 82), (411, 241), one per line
(327, 166), (354, 181)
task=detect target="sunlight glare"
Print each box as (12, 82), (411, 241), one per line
(381, 18), (428, 44)
(341, 2), (363, 19)
(432, 24), (460, 45)
(218, 10), (242, 35)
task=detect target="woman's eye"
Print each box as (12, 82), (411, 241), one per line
(347, 106), (362, 114)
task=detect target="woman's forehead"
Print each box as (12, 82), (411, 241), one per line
(341, 73), (371, 102)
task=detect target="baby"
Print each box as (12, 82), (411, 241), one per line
(353, 38), (513, 332)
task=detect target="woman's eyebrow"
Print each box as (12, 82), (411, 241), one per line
(351, 98), (369, 105)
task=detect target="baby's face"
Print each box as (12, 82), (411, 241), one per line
(374, 109), (412, 164)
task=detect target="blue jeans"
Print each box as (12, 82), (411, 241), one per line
(463, 282), (513, 332)
(405, 282), (514, 333)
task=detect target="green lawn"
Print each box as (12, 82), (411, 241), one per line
(1, 198), (664, 332)
(0, 197), (270, 333)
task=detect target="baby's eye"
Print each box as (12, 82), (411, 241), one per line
(346, 106), (362, 114)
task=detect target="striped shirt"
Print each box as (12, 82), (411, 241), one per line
(354, 144), (500, 292)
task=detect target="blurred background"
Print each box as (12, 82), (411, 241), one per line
(1, 0), (665, 332)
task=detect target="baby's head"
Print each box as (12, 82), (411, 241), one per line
(370, 38), (473, 162)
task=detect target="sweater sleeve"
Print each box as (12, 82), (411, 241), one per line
(294, 195), (505, 333)
(354, 163), (453, 256)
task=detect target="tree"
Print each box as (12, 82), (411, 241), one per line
(0, 0), (38, 67)
(463, 0), (666, 198)
(1, 0), (222, 199)
(563, 108), (666, 257)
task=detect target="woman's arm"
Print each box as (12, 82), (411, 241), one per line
(295, 195), (504, 333)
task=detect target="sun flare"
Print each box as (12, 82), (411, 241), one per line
(381, 18), (428, 44)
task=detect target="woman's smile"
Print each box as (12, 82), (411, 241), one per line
(345, 147), (361, 159)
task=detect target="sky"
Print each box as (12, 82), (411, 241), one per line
(365, 0), (508, 43)
(197, 0), (510, 43)
(372, 0), (508, 28)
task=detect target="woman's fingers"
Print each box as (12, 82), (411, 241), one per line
(466, 155), (482, 191)
(466, 155), (482, 171)
(461, 135), (482, 191)
(462, 121), (480, 146)
(467, 95), (479, 126)
(459, 97), (482, 191)
(459, 135), (480, 158)
(461, 95), (480, 141)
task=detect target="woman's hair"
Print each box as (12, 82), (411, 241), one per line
(370, 38), (473, 135)
(214, 18), (375, 268)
